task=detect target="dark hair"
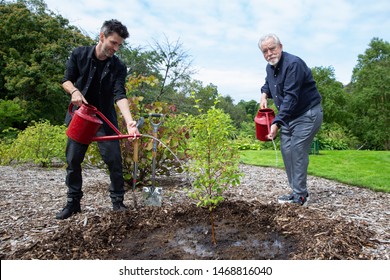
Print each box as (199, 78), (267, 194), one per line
(101, 19), (129, 39)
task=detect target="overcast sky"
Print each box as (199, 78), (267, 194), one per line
(44, 0), (389, 103)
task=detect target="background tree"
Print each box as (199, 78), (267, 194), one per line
(311, 66), (347, 125)
(0, 0), (93, 127)
(119, 45), (162, 98)
(151, 35), (195, 102)
(217, 95), (247, 128)
(347, 38), (390, 150)
(237, 99), (260, 122)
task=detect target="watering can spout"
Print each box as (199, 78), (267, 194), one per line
(92, 134), (142, 142)
(254, 108), (275, 142)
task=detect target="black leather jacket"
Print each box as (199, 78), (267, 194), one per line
(63, 45), (127, 131)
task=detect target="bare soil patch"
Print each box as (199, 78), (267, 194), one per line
(0, 164), (388, 260)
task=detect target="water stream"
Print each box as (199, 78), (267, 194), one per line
(139, 134), (193, 188)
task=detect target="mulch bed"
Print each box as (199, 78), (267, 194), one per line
(0, 164), (388, 260)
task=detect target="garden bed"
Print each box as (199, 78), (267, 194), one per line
(0, 164), (388, 260)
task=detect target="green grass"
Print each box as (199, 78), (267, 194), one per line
(239, 150), (390, 193)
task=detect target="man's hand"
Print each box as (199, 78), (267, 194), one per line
(71, 90), (87, 107)
(126, 121), (139, 137)
(260, 93), (268, 109)
(267, 124), (279, 140)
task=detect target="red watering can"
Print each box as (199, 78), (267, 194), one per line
(66, 103), (141, 145)
(254, 108), (275, 142)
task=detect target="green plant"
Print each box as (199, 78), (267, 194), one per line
(1, 120), (67, 166)
(317, 123), (359, 150)
(117, 97), (189, 187)
(0, 98), (28, 132)
(185, 107), (242, 245)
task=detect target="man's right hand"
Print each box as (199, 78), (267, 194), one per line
(71, 90), (88, 107)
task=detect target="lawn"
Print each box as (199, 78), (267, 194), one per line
(239, 150), (390, 193)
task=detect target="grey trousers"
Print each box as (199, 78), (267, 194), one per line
(280, 104), (323, 196)
(65, 127), (125, 203)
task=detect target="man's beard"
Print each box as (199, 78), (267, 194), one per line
(102, 46), (114, 58)
(268, 57), (279, 66)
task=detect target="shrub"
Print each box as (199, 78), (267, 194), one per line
(117, 97), (189, 187)
(317, 123), (359, 150)
(1, 120), (67, 167)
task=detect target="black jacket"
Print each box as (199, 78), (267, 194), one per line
(63, 45), (127, 132)
(261, 51), (322, 127)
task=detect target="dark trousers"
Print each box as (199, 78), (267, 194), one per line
(65, 128), (125, 202)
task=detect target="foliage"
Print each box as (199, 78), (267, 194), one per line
(185, 106), (242, 245)
(311, 66), (347, 124)
(151, 35), (195, 102)
(0, 120), (67, 166)
(347, 38), (390, 150)
(316, 123), (359, 150)
(126, 74), (160, 96)
(217, 95), (247, 128)
(237, 100), (259, 119)
(0, 0), (94, 125)
(0, 127), (20, 142)
(171, 80), (217, 115)
(116, 96), (189, 187)
(232, 120), (277, 151)
(0, 98), (28, 132)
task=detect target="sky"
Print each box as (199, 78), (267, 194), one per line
(43, 0), (389, 103)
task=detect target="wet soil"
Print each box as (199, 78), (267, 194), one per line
(112, 201), (297, 260)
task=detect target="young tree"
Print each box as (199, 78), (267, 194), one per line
(186, 104), (241, 245)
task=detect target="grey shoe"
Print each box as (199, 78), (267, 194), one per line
(291, 195), (309, 206)
(278, 193), (309, 206)
(277, 193), (295, 204)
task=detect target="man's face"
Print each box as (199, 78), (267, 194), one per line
(261, 38), (283, 66)
(100, 32), (124, 58)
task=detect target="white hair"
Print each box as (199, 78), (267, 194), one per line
(258, 34), (282, 51)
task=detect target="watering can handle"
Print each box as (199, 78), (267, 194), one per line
(94, 110), (122, 135)
(149, 113), (163, 118)
(68, 103), (75, 116)
(265, 112), (271, 135)
(67, 102), (87, 117)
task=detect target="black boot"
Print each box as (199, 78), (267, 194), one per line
(56, 198), (81, 220)
(112, 198), (127, 211)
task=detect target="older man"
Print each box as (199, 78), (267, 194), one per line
(259, 34), (323, 206)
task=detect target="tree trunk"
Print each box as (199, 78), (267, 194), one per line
(210, 210), (217, 246)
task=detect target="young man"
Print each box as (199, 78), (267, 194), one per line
(259, 33), (323, 206)
(56, 19), (138, 219)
